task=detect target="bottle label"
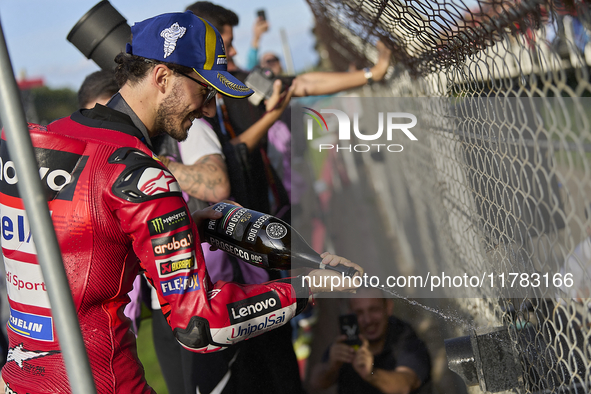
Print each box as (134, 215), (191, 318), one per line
(245, 213), (272, 244)
(221, 206), (247, 237)
(208, 203), (274, 245)
(207, 235), (268, 268)
(265, 223), (287, 240)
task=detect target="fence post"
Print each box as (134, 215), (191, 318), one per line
(0, 17), (97, 394)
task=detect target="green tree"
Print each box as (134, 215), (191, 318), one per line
(30, 86), (78, 125)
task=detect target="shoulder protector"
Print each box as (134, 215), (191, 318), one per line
(109, 147), (182, 203)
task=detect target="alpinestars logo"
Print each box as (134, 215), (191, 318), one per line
(138, 168), (180, 195)
(161, 22), (186, 58)
(7, 343), (60, 368)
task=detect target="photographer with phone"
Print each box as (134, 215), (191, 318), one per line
(310, 287), (432, 394)
(246, 10), (270, 72)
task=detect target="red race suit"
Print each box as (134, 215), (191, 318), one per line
(0, 107), (309, 394)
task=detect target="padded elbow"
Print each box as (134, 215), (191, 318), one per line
(173, 316), (214, 350)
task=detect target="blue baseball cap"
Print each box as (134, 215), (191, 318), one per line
(126, 11), (253, 99)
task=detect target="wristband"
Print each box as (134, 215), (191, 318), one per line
(363, 67), (373, 84)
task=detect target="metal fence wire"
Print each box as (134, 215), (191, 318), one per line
(305, 0), (591, 393)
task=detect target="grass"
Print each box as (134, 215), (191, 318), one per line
(136, 316), (169, 394)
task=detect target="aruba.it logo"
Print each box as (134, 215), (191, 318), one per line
(303, 107), (417, 152)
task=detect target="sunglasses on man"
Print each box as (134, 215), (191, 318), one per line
(179, 72), (217, 106)
(144, 59), (217, 106)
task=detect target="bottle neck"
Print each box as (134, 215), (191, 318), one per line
(290, 250), (323, 269)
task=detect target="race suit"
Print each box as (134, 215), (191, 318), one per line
(0, 106), (309, 394)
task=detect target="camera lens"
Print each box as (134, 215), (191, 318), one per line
(67, 1), (131, 70)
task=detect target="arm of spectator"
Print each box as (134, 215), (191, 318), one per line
(366, 366), (421, 394)
(161, 154), (230, 202)
(229, 80), (294, 152)
(246, 17), (269, 70)
(352, 337), (421, 394)
(246, 48), (259, 72)
(310, 335), (355, 389)
(291, 40), (392, 97)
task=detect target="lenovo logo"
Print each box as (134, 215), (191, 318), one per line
(227, 292), (281, 324)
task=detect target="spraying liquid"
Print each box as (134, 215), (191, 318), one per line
(376, 286), (477, 330)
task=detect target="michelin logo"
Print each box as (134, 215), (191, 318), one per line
(8, 308), (53, 341)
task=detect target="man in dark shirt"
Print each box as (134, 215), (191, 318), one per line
(311, 288), (432, 394)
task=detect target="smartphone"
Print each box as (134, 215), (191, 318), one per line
(339, 314), (361, 349)
(256, 9), (266, 21)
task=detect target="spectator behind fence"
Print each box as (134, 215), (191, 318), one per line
(0, 11), (363, 394)
(246, 15), (270, 71)
(182, 2), (392, 214)
(310, 287), (432, 394)
(241, 7), (392, 204)
(77, 69), (119, 109)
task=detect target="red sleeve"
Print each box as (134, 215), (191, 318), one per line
(104, 147), (309, 352)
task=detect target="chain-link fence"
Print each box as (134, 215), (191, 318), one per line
(302, 0), (591, 393)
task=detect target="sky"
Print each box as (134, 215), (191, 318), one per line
(0, 0), (318, 90)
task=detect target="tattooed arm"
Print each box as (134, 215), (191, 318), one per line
(162, 154), (231, 203)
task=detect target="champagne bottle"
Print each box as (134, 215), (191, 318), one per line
(204, 202), (357, 277)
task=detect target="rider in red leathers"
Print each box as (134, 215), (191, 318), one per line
(0, 12), (361, 393)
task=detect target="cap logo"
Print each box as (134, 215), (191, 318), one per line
(160, 22), (187, 58)
(217, 73), (252, 92)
